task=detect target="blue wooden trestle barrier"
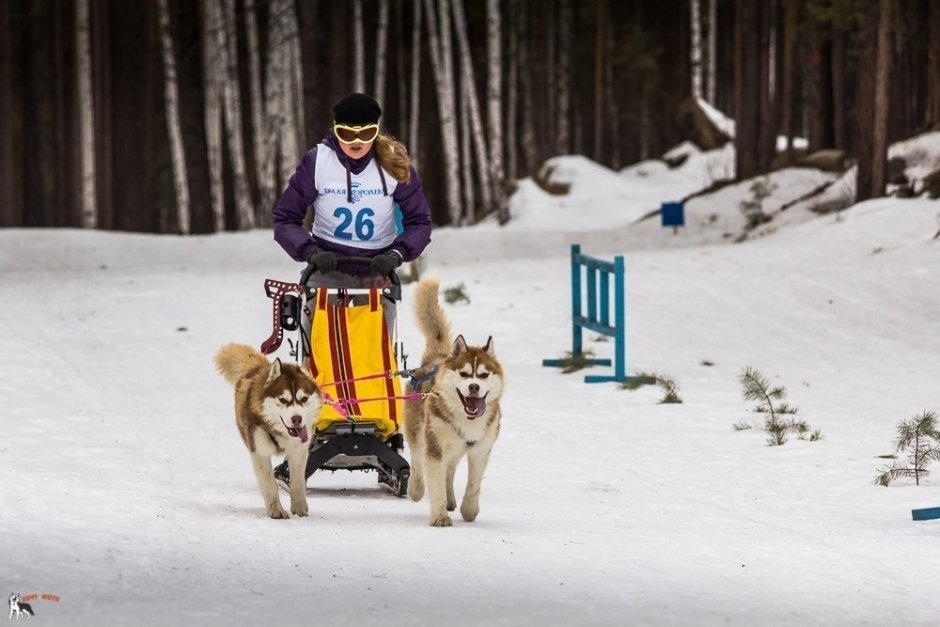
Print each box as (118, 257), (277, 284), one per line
(542, 244), (629, 383)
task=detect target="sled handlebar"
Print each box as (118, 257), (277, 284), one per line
(299, 256), (402, 289)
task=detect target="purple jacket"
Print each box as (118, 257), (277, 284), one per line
(272, 132), (432, 275)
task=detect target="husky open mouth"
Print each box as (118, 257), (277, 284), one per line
(280, 418), (310, 443)
(457, 390), (488, 419)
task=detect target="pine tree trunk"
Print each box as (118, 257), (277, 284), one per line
(780, 0), (797, 165)
(77, 0), (97, 229)
(519, 0), (537, 174)
(297, 0), (319, 146)
(605, 14), (620, 169)
(374, 0), (389, 106)
(486, 0), (507, 222)
(451, 0), (493, 214)
(506, 0), (519, 183)
(0, 0), (19, 226)
(757, 0), (774, 172)
(706, 0), (717, 103)
(831, 27), (845, 150)
(91, 0), (112, 230)
(245, 0), (270, 214)
(354, 0), (365, 93)
(855, 11), (876, 202)
(157, 0), (190, 234)
(926, 0), (940, 127)
(395, 0), (407, 138)
(690, 0), (703, 99)
(594, 0), (606, 162)
(424, 0), (461, 225)
(171, 0), (213, 234)
(557, 0), (571, 155)
(869, 0), (892, 199)
(408, 0), (423, 167)
(735, 0), (757, 179)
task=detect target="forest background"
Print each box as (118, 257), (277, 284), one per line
(0, 0), (937, 233)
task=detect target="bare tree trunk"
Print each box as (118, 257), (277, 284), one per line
(204, 0), (225, 230)
(283, 2), (304, 186)
(486, 0), (507, 222)
(424, 0), (461, 225)
(451, 0), (493, 213)
(869, 0), (892, 199)
(460, 81), (474, 223)
(927, 0), (940, 127)
(690, 0), (703, 99)
(354, 0), (365, 93)
(374, 0), (390, 106)
(77, 0), (97, 229)
(408, 0), (423, 167)
(157, 0), (190, 234)
(217, 0), (254, 229)
(557, 0), (571, 155)
(706, 0), (717, 103)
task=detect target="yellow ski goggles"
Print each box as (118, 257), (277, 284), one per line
(333, 123), (380, 144)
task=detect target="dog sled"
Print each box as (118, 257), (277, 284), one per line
(260, 258), (425, 497)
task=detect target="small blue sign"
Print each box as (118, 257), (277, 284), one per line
(912, 506), (940, 521)
(661, 201), (685, 228)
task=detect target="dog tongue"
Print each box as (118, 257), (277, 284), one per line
(463, 395), (486, 419)
(288, 425), (309, 443)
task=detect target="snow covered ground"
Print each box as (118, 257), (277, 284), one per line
(2, 160), (939, 625)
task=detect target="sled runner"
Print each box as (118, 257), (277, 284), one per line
(261, 258), (421, 497)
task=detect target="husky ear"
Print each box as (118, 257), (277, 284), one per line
(452, 335), (468, 356)
(483, 336), (495, 356)
(267, 358), (282, 382)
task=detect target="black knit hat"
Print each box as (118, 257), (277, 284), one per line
(333, 93), (382, 125)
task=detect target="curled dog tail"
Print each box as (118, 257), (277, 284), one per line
(214, 343), (267, 386)
(412, 275), (452, 364)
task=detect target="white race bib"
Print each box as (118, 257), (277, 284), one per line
(311, 144), (399, 249)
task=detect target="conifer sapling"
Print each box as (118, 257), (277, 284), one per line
(874, 411), (940, 487)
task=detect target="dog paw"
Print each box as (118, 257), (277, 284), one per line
(267, 504), (290, 519)
(291, 501), (308, 517)
(447, 500), (456, 512)
(460, 501), (479, 522)
(409, 482), (425, 502)
(429, 513), (453, 527)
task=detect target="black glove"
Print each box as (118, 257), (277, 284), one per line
(370, 250), (403, 276)
(307, 249), (338, 274)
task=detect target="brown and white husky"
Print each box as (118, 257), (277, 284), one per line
(214, 344), (322, 519)
(404, 276), (505, 527)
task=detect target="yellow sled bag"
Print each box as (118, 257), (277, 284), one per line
(309, 289), (402, 439)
